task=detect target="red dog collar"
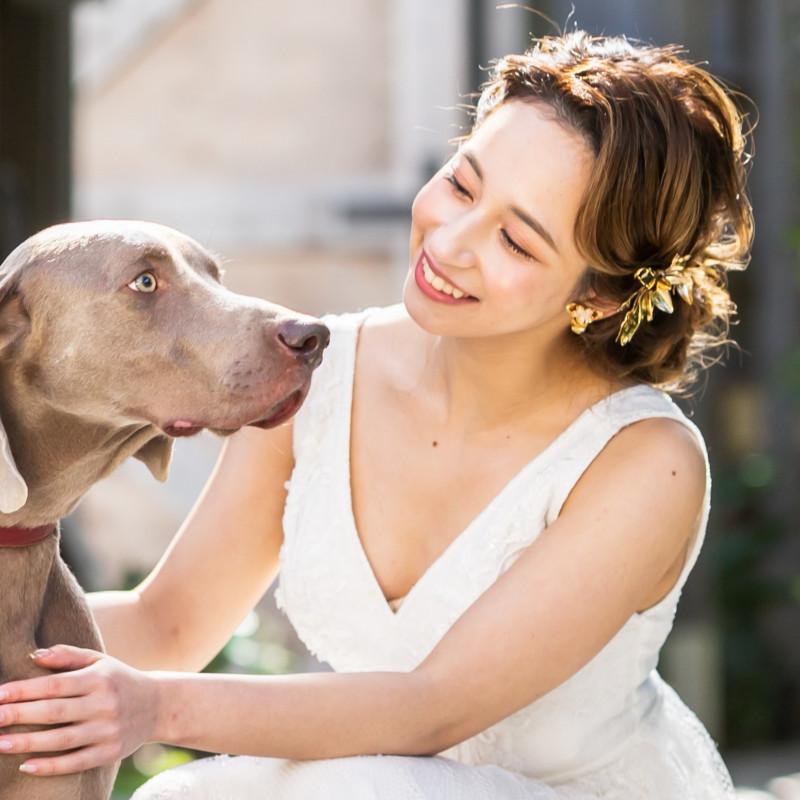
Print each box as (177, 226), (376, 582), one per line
(0, 524), (56, 547)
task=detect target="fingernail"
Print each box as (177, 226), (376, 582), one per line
(0, 740), (11, 751)
(28, 649), (51, 660)
(19, 763), (38, 773)
(0, 689), (7, 701)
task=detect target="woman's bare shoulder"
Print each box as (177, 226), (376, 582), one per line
(606, 415), (705, 479)
(563, 413), (707, 549)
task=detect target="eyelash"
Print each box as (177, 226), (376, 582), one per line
(500, 230), (534, 261)
(446, 171), (470, 198)
(445, 171), (535, 262)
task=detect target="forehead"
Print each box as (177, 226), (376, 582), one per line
(463, 100), (594, 255)
(466, 99), (593, 186)
(11, 221), (221, 291)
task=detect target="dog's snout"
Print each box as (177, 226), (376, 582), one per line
(277, 319), (330, 365)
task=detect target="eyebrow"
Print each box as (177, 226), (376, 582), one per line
(463, 151), (560, 255)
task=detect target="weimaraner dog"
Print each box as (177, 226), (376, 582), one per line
(0, 220), (329, 800)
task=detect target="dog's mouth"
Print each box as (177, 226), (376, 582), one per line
(163, 421), (206, 438)
(241, 387), (307, 431)
(163, 387), (308, 439)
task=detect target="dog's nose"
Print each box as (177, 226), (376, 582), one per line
(277, 319), (330, 366)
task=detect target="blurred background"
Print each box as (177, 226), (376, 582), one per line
(0, 0), (798, 796)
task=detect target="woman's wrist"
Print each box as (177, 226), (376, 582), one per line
(147, 671), (183, 746)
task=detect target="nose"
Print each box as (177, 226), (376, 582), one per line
(428, 216), (479, 271)
(277, 319), (330, 366)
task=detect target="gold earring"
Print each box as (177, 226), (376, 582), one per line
(565, 302), (601, 334)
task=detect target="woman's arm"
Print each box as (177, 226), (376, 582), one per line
(90, 421), (295, 671)
(0, 417), (705, 774)
(148, 417), (709, 760)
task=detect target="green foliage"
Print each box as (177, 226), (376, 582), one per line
(712, 459), (795, 745)
(712, 224), (800, 746)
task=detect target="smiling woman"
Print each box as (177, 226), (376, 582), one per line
(0, 30), (752, 800)
(474, 37), (751, 391)
(404, 99), (595, 344)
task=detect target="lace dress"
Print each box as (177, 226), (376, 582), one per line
(133, 307), (735, 800)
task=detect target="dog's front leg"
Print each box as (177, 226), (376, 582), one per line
(24, 546), (119, 800)
(0, 538), (113, 800)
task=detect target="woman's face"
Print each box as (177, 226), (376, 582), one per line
(403, 100), (595, 344)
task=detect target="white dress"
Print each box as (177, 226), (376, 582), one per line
(133, 307), (736, 800)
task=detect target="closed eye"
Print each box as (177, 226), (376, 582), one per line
(501, 230), (535, 261)
(446, 171), (472, 200)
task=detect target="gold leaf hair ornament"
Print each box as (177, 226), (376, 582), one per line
(615, 255), (698, 346)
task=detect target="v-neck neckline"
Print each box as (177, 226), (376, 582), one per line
(341, 309), (644, 619)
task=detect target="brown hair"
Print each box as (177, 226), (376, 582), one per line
(475, 31), (754, 393)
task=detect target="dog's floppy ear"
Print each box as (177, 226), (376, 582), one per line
(133, 434), (174, 483)
(0, 292), (31, 359)
(0, 415), (28, 512)
(0, 283), (31, 511)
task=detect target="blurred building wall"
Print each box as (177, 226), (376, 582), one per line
(69, 0), (474, 591)
(71, 0), (473, 316)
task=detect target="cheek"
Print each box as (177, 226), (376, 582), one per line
(484, 264), (571, 322)
(485, 260), (539, 298)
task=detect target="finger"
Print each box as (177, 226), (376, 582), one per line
(0, 669), (94, 704)
(0, 719), (112, 756)
(27, 644), (104, 671)
(0, 694), (104, 729)
(19, 741), (120, 777)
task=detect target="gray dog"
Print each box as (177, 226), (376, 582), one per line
(0, 220), (329, 800)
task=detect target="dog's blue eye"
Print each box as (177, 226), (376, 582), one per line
(129, 271), (158, 293)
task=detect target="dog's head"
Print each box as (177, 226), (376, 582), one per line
(0, 221), (329, 513)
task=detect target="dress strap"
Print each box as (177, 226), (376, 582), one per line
(544, 386), (706, 521)
(291, 307), (376, 465)
(542, 385), (711, 605)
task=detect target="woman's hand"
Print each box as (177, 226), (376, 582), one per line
(0, 645), (158, 776)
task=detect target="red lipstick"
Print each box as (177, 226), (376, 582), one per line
(413, 251), (476, 305)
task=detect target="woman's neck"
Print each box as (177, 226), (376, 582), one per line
(416, 327), (613, 435)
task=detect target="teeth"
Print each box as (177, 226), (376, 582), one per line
(421, 257), (467, 299)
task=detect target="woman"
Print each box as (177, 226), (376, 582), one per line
(0, 31), (752, 799)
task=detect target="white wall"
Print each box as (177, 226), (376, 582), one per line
(71, 0), (470, 257)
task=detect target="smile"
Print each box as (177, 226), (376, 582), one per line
(421, 256), (468, 298)
(414, 251), (476, 305)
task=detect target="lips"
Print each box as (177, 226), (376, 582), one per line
(163, 421), (205, 438)
(163, 386), (309, 438)
(245, 388), (306, 430)
(414, 251), (476, 305)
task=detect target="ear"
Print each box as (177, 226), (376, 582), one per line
(0, 413), (28, 513)
(133, 434), (174, 482)
(0, 293), (31, 359)
(0, 288), (30, 511)
(578, 293), (619, 320)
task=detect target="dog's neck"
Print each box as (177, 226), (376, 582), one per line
(0, 387), (165, 528)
